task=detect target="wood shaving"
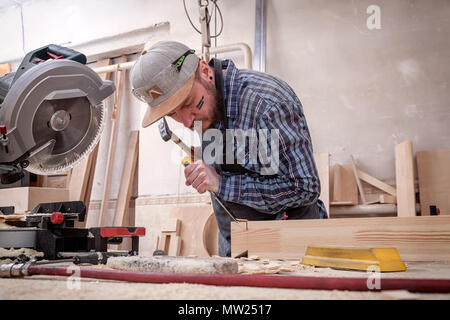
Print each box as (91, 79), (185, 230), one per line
(0, 247), (43, 258)
(265, 262), (282, 269)
(248, 255), (261, 260)
(279, 267), (295, 272)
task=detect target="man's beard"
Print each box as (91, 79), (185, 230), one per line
(197, 77), (224, 131)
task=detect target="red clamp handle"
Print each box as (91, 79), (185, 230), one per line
(51, 212), (64, 225)
(100, 227), (146, 238)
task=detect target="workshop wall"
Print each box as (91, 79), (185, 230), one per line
(1, 0), (449, 202)
(266, 0), (450, 182)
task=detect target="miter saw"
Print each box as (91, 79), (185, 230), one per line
(0, 45), (147, 264)
(0, 44), (114, 184)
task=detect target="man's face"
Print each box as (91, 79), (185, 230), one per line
(167, 66), (221, 132)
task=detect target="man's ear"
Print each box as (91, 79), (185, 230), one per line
(199, 60), (213, 81)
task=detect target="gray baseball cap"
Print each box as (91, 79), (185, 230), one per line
(130, 41), (199, 127)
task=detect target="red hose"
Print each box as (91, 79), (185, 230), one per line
(26, 265), (450, 293)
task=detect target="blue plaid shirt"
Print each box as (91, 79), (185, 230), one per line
(209, 60), (327, 218)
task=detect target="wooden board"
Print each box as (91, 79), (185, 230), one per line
(231, 216), (450, 261)
(0, 63), (11, 76)
(395, 140), (416, 217)
(203, 212), (219, 256)
(331, 164), (358, 205)
(99, 56), (128, 226)
(69, 58), (113, 208)
(313, 153), (329, 217)
(42, 174), (69, 188)
(357, 169), (397, 196)
(417, 149), (450, 216)
(350, 155), (366, 204)
(68, 155), (92, 201)
(0, 187), (69, 213)
(113, 131), (139, 227)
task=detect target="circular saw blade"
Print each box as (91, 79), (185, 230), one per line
(26, 97), (106, 175)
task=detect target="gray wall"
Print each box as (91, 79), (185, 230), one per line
(266, 0), (450, 182)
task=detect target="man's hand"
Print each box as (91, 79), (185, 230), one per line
(184, 160), (220, 194)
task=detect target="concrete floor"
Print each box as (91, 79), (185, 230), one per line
(1, 261), (450, 300)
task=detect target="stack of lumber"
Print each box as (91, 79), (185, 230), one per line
(328, 140), (418, 218)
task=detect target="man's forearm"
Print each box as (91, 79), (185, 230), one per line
(217, 173), (319, 214)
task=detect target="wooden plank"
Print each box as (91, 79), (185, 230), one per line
(417, 149), (450, 216)
(0, 187), (69, 213)
(202, 213), (219, 256)
(82, 144), (98, 205)
(313, 153), (329, 217)
(161, 218), (181, 235)
(41, 174), (69, 188)
(231, 216), (450, 261)
(99, 56), (128, 227)
(157, 232), (172, 253)
(69, 58), (113, 206)
(112, 131), (139, 227)
(168, 235), (182, 256)
(331, 164), (358, 205)
(350, 155), (366, 204)
(0, 63), (11, 76)
(330, 201), (355, 206)
(395, 140), (416, 217)
(357, 169), (396, 196)
(68, 155), (92, 201)
(81, 59), (113, 227)
(379, 194), (397, 204)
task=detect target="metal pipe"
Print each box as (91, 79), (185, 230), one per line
(91, 43), (253, 74)
(92, 61), (135, 74)
(254, 0), (267, 72)
(209, 43), (253, 69)
(330, 203), (421, 218)
(3, 263), (450, 293)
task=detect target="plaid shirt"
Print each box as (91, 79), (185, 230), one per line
(210, 59), (327, 218)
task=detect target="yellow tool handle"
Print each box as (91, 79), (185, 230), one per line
(181, 156), (193, 167)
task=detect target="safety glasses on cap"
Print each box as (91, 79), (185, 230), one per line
(131, 49), (196, 104)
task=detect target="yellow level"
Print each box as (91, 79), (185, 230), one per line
(301, 245), (406, 272)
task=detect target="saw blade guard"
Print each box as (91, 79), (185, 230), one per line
(0, 59), (115, 174)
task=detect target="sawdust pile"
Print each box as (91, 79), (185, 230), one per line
(107, 256), (239, 274)
(0, 248), (44, 264)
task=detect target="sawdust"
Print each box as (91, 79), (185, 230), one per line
(0, 258), (13, 265)
(0, 247), (44, 259)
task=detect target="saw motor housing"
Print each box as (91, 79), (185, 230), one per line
(0, 44), (115, 184)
